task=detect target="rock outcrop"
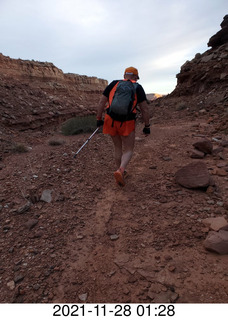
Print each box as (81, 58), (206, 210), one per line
(208, 14), (228, 48)
(170, 15), (228, 98)
(0, 53), (107, 90)
(150, 16), (228, 134)
(0, 53), (108, 130)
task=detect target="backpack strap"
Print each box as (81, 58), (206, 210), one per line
(107, 81), (119, 109)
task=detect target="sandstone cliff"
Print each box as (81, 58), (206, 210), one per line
(151, 15), (228, 134)
(171, 15), (228, 98)
(0, 53), (108, 130)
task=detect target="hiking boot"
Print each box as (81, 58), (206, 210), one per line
(114, 169), (125, 186)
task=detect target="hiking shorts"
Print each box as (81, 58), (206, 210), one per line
(103, 114), (135, 136)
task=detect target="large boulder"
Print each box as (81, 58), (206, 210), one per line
(175, 161), (210, 189)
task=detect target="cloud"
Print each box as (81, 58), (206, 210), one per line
(0, 0), (227, 93)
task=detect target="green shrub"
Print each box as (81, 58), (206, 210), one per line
(11, 143), (28, 153)
(61, 115), (97, 136)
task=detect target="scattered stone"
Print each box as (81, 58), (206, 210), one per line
(40, 189), (53, 203)
(215, 168), (227, 176)
(193, 139), (213, 154)
(162, 156), (172, 161)
(217, 201), (224, 207)
(7, 280), (15, 290)
(79, 293), (88, 301)
(164, 255), (173, 261)
(190, 149), (205, 159)
(135, 137), (144, 141)
(204, 230), (228, 254)
(168, 264), (176, 272)
(14, 273), (24, 283)
(17, 202), (31, 214)
(202, 217), (228, 231)
(221, 140), (228, 147)
(33, 284), (40, 291)
(29, 188), (40, 203)
(212, 147), (224, 155)
(217, 162), (227, 168)
(206, 186), (215, 194)
(110, 234), (119, 241)
(31, 230), (43, 238)
(207, 200), (215, 205)
(149, 290), (179, 303)
(175, 162), (210, 189)
(24, 218), (38, 230)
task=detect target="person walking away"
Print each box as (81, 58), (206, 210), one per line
(96, 67), (150, 186)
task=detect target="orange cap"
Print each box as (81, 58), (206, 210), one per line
(124, 66), (139, 79)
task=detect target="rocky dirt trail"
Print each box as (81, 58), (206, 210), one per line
(0, 117), (228, 304)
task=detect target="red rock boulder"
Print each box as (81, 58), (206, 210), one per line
(175, 161), (210, 189)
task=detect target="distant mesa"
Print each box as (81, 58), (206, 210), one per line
(0, 53), (108, 130)
(146, 93), (165, 102)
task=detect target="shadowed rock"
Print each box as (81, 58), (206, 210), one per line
(204, 230), (228, 254)
(175, 162), (210, 189)
(193, 138), (213, 154)
(208, 15), (228, 48)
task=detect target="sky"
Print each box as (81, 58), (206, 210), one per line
(0, 0), (227, 94)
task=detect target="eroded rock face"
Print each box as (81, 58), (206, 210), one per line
(208, 14), (228, 48)
(0, 53), (108, 130)
(171, 15), (228, 97)
(0, 53), (107, 89)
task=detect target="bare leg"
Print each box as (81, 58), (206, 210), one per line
(111, 131), (135, 171)
(111, 135), (122, 169)
(120, 131), (135, 171)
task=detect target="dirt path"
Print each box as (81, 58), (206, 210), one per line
(0, 119), (228, 303)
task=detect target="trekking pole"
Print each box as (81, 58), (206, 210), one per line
(73, 127), (100, 158)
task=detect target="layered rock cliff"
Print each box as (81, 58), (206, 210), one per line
(151, 15), (228, 133)
(171, 15), (228, 98)
(0, 53), (107, 130)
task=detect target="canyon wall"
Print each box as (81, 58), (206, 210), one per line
(171, 15), (228, 98)
(0, 53), (108, 130)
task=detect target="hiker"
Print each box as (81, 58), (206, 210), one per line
(96, 67), (150, 186)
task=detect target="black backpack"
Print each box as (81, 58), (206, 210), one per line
(107, 80), (138, 122)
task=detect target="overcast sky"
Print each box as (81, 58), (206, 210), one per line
(0, 0), (227, 94)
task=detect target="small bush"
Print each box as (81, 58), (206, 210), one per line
(11, 143), (28, 153)
(61, 115), (97, 136)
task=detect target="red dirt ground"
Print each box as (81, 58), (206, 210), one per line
(0, 114), (228, 303)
